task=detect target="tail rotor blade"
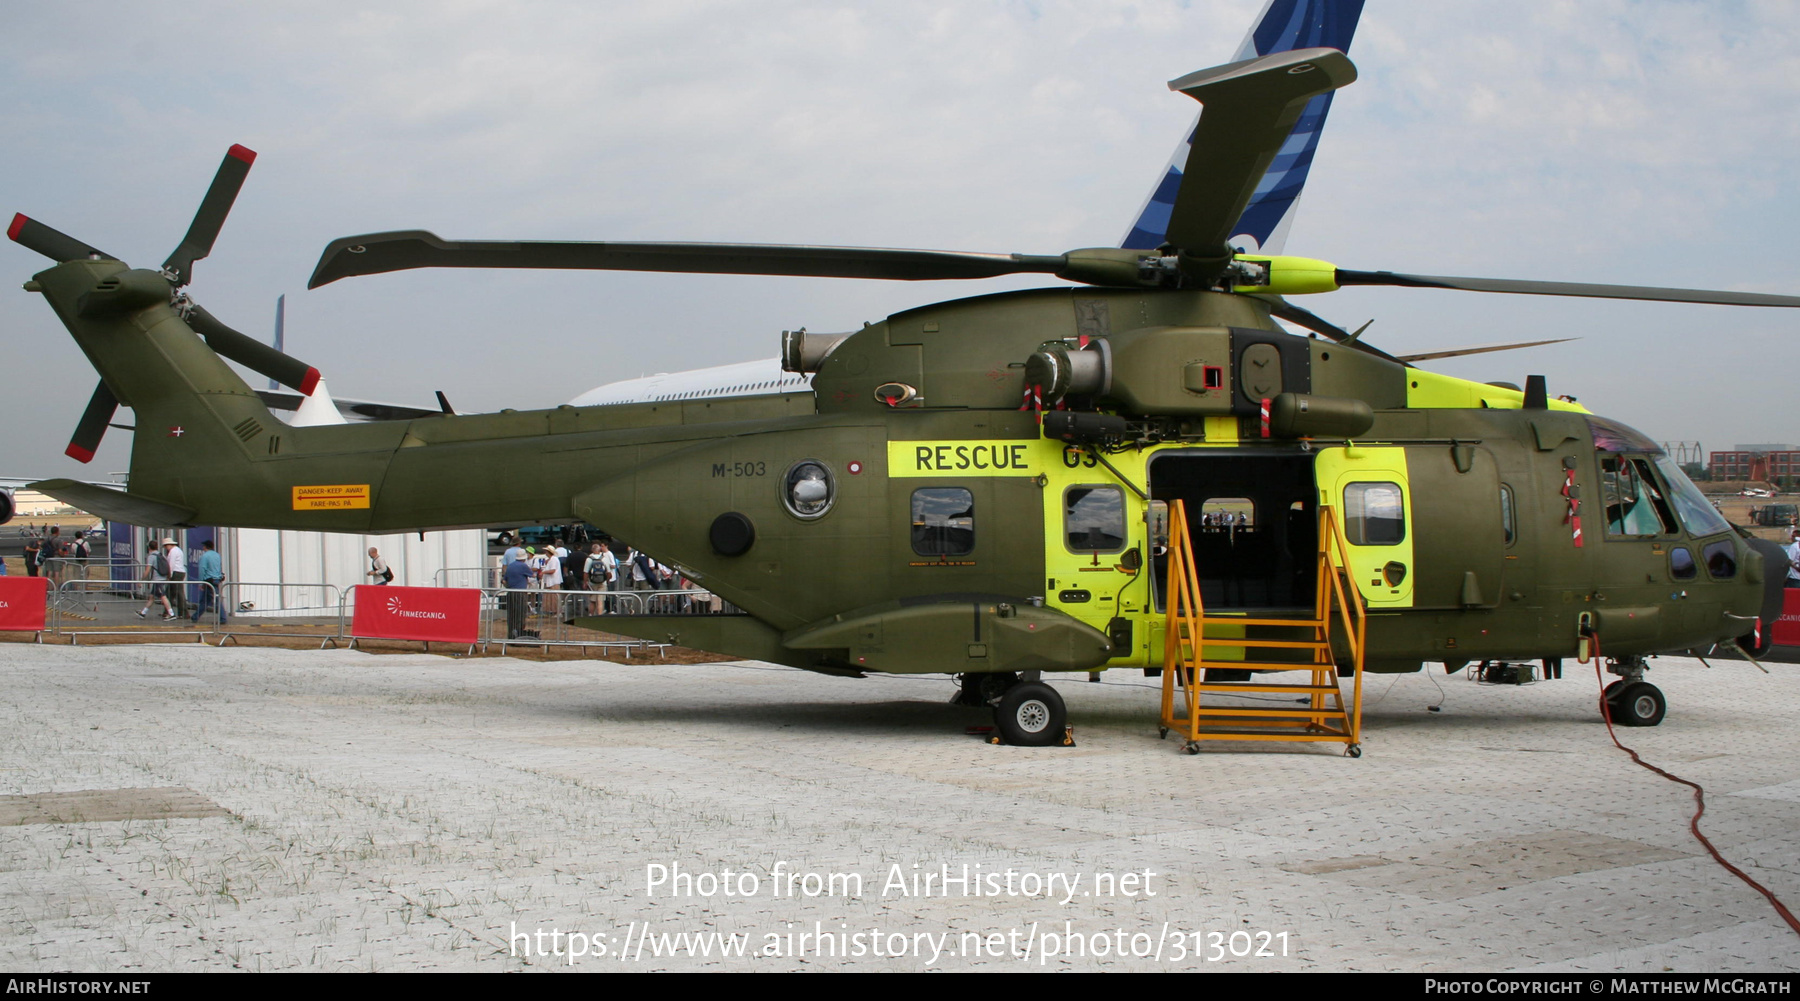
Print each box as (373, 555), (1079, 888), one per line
(187, 303), (320, 395)
(162, 144), (257, 286)
(8, 213), (114, 264)
(66, 381), (118, 463)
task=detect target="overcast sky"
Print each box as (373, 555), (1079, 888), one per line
(5, 0), (1798, 481)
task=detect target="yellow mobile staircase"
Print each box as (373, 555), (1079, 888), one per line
(1159, 499), (1367, 755)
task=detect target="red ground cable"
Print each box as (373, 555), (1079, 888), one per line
(1592, 645), (1800, 936)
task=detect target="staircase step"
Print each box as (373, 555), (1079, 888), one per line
(1184, 705), (1349, 719)
(1189, 682), (1342, 694)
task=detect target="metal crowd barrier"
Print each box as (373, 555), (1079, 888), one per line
(485, 585), (749, 655)
(434, 566), (501, 591)
(212, 582), (345, 647)
(52, 578), (219, 644)
(42, 575), (741, 659)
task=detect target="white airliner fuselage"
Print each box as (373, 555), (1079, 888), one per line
(568, 357), (807, 407)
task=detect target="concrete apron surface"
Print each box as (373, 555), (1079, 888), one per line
(1, 644), (1796, 972)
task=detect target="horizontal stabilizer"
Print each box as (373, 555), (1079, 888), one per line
(28, 479), (197, 527)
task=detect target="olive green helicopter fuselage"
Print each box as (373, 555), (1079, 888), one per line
(23, 255), (1780, 680)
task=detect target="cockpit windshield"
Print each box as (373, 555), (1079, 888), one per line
(1654, 455), (1731, 536)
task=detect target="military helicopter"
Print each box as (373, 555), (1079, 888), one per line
(12, 19), (1800, 746)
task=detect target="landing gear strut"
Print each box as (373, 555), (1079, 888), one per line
(1602, 657), (1665, 727)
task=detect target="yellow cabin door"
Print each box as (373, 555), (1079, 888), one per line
(1041, 443), (1147, 664)
(1315, 445), (1415, 608)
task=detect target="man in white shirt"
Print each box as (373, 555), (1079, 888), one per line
(164, 539), (188, 620)
(1785, 529), (1800, 588)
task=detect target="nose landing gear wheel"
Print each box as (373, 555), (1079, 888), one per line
(1606, 681), (1666, 727)
(993, 681), (1066, 747)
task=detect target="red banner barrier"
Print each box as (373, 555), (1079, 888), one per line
(0, 576), (50, 632)
(1774, 588), (1800, 649)
(350, 585), (480, 644)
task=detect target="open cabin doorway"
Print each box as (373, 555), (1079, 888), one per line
(1147, 450), (1318, 613)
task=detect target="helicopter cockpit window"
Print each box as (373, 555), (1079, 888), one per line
(1653, 455), (1731, 537)
(1343, 482), (1405, 546)
(1064, 486), (1126, 553)
(912, 487), (974, 557)
(1602, 456), (1678, 536)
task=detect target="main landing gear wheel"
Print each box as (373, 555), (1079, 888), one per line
(994, 681), (1066, 747)
(1607, 681), (1666, 727)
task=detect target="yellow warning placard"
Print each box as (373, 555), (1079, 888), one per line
(292, 484), (371, 510)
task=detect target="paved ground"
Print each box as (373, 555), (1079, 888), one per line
(0, 643), (1796, 972)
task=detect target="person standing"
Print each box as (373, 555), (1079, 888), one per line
(501, 549), (534, 639)
(163, 539), (188, 620)
(190, 539), (226, 624)
(70, 531), (91, 583)
(41, 527), (66, 586)
(602, 542), (624, 613)
(22, 539), (39, 577)
(1785, 528), (1800, 588)
(541, 544), (564, 621)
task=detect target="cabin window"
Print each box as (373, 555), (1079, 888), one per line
(1500, 484), (1516, 546)
(782, 460), (835, 519)
(1670, 547), (1697, 580)
(1343, 482), (1405, 545)
(1064, 485), (1126, 553)
(912, 488), (974, 556)
(1602, 456), (1678, 536)
(1702, 539), (1736, 579)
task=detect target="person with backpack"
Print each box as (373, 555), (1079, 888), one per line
(138, 541), (175, 620)
(366, 547), (394, 585)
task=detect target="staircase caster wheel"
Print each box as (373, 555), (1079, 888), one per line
(1609, 681), (1665, 727)
(1182, 741), (1201, 755)
(993, 681), (1066, 747)
(1158, 726), (1169, 740)
(1346, 743), (1362, 758)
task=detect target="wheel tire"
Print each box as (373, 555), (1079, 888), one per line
(1610, 681), (1666, 727)
(994, 681), (1065, 747)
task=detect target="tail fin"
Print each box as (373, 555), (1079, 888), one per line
(25, 258), (288, 521)
(1122, 0), (1365, 254)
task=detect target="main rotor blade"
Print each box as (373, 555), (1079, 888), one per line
(1335, 270), (1800, 308)
(162, 144), (256, 286)
(8, 213), (114, 263)
(66, 381), (118, 463)
(187, 303), (320, 395)
(1165, 48), (1356, 279)
(308, 231), (1066, 289)
(1256, 295), (1406, 366)
(1396, 338), (1576, 363)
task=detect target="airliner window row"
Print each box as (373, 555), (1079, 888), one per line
(651, 377), (808, 402)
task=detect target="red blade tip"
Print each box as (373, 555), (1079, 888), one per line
(7, 213), (26, 242)
(64, 443), (95, 464)
(298, 367), (320, 397)
(227, 144), (257, 164)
